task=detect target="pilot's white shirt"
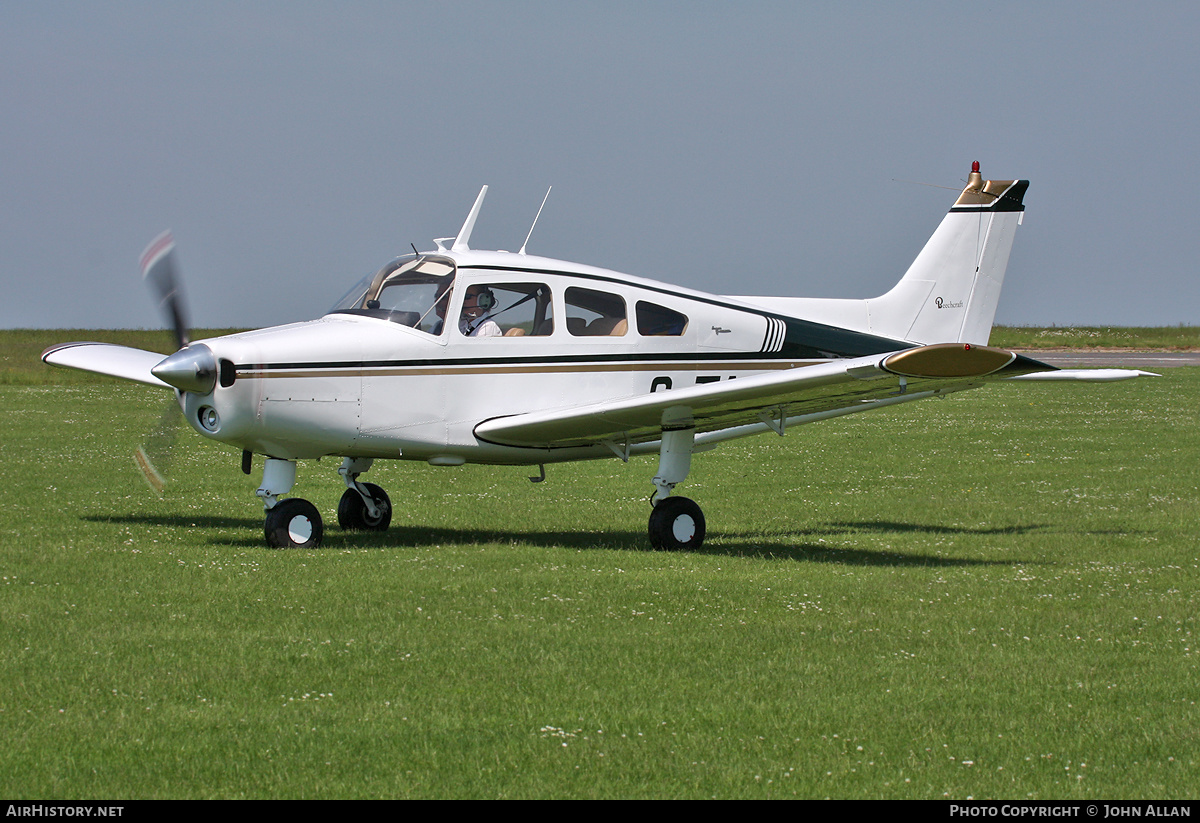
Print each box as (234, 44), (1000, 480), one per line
(460, 317), (502, 337)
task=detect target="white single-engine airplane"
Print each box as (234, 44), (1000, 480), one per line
(44, 163), (1152, 550)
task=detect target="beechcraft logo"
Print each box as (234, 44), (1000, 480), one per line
(935, 297), (964, 309)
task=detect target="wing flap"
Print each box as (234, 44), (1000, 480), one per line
(42, 342), (173, 388)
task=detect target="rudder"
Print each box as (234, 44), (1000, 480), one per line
(867, 163), (1029, 345)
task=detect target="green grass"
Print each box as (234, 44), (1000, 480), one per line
(990, 325), (1200, 350)
(0, 351), (1196, 798)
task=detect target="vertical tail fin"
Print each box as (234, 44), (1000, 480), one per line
(868, 163), (1029, 345)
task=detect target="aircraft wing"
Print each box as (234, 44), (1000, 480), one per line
(41, 342), (173, 389)
(474, 344), (1088, 451)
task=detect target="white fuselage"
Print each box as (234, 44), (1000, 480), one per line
(179, 250), (895, 464)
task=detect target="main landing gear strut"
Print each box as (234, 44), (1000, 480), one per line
(257, 456), (392, 549)
(647, 425), (706, 551)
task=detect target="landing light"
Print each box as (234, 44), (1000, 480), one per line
(198, 406), (220, 432)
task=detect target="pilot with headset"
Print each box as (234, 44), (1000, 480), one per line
(428, 281), (502, 337)
(458, 284), (502, 337)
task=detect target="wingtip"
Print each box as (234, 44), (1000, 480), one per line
(41, 341), (103, 364)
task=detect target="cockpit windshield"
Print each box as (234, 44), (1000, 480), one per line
(328, 255), (457, 334)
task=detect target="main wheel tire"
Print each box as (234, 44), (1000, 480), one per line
(265, 498), (324, 548)
(337, 483), (392, 531)
(648, 496), (706, 550)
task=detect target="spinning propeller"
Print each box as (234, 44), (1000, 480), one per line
(140, 231), (190, 349)
(134, 231), (193, 493)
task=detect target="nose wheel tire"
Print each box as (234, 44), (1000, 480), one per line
(648, 496), (706, 551)
(265, 498), (324, 548)
(337, 483), (392, 531)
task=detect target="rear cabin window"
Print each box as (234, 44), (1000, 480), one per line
(635, 301), (689, 336)
(565, 287), (627, 336)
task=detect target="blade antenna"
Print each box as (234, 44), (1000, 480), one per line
(519, 187), (552, 255)
(451, 185), (488, 252)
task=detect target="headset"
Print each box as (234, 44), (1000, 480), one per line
(469, 286), (496, 312)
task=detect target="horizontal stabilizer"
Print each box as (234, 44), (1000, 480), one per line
(42, 342), (173, 388)
(1007, 369), (1160, 382)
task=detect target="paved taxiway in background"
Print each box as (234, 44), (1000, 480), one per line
(1019, 351), (1200, 369)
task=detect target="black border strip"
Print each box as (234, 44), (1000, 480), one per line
(235, 349), (831, 374)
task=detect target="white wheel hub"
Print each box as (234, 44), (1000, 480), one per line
(288, 515), (313, 544)
(671, 514), (696, 543)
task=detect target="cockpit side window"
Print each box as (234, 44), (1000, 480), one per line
(456, 283), (554, 338)
(329, 255), (457, 335)
(565, 287), (627, 336)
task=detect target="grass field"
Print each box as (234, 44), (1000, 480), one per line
(1, 333), (1196, 798)
(989, 325), (1200, 351)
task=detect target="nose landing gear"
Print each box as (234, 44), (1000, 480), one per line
(257, 458), (323, 548)
(265, 497), (323, 549)
(255, 456), (393, 548)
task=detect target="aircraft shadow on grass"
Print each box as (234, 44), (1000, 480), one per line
(713, 520), (1053, 566)
(85, 513), (261, 530)
(87, 513), (1053, 567)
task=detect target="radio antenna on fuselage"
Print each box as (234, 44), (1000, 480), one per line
(519, 187), (552, 255)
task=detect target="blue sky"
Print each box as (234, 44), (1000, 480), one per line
(4, 1), (1197, 330)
